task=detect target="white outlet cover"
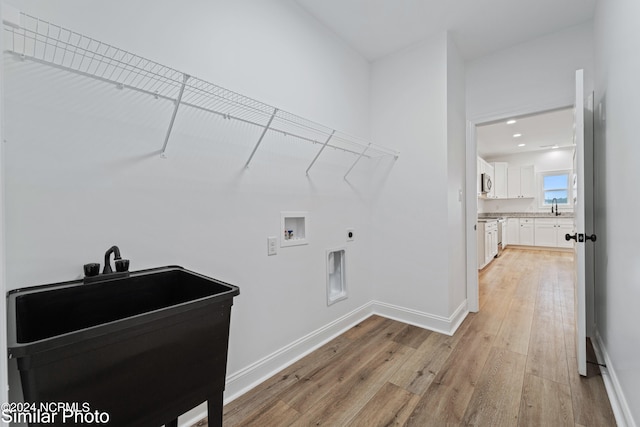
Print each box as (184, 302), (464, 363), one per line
(346, 228), (355, 242)
(267, 236), (277, 256)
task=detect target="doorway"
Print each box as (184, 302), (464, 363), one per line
(465, 104), (576, 313)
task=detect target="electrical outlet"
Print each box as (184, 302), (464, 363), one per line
(346, 228), (355, 242)
(267, 237), (277, 256)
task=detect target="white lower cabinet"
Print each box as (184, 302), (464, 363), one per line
(534, 218), (575, 248)
(534, 218), (557, 247)
(506, 218), (519, 245)
(557, 220), (574, 248)
(501, 220), (508, 249)
(482, 215), (574, 265)
(519, 218), (535, 246)
(478, 220), (498, 269)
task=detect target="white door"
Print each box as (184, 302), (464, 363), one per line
(570, 69), (596, 377)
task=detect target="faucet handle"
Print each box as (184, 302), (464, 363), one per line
(115, 259), (130, 272)
(84, 263), (100, 277)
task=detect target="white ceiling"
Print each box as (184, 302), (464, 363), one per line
(476, 108), (575, 158)
(294, 0), (596, 61)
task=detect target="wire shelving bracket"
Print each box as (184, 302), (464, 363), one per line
(245, 108), (278, 169)
(3, 12), (400, 174)
(161, 73), (189, 157)
(306, 130), (336, 176)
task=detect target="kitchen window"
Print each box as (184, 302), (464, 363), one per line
(540, 170), (571, 206)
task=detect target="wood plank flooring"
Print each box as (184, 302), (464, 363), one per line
(193, 248), (616, 426)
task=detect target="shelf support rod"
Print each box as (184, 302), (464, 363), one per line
(244, 108), (278, 168)
(344, 143), (371, 180)
(161, 73), (190, 157)
(306, 130), (336, 176)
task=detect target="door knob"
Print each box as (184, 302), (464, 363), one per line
(565, 233), (596, 242)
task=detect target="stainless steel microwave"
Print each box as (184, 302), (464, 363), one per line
(481, 173), (492, 193)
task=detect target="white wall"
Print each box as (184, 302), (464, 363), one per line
(369, 32), (466, 325)
(593, 0), (640, 424)
(369, 34), (448, 318)
(467, 22), (595, 121)
(481, 148), (574, 213)
(2, 0), (378, 418)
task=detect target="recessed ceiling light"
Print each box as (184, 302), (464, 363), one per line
(507, 119), (517, 125)
(518, 143), (526, 147)
(513, 133), (522, 138)
(552, 145), (559, 149)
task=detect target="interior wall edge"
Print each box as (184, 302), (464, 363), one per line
(593, 329), (637, 427)
(0, 1), (9, 420)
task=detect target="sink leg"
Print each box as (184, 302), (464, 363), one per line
(207, 391), (224, 427)
(166, 419), (178, 427)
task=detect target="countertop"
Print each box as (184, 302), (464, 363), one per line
(479, 212), (575, 219)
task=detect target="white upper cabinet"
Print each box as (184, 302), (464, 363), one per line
(491, 162), (508, 199)
(486, 163), (495, 198)
(520, 165), (535, 198)
(507, 165), (535, 198)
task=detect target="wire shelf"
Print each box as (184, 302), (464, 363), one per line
(4, 12), (399, 175)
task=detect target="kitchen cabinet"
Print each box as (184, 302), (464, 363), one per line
(477, 222), (483, 268)
(507, 165), (535, 198)
(519, 218), (535, 246)
(477, 220), (498, 269)
(501, 220), (508, 249)
(534, 218), (557, 247)
(486, 163), (495, 198)
(535, 218), (574, 248)
(506, 218), (519, 245)
(491, 162), (508, 199)
(487, 222), (498, 261)
(557, 220), (574, 248)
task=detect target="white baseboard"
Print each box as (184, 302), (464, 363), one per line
(223, 300), (468, 402)
(592, 330), (637, 427)
(371, 299), (468, 336)
(223, 301), (376, 405)
(179, 299), (469, 426)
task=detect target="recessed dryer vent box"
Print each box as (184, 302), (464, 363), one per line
(327, 247), (347, 306)
(281, 212), (308, 247)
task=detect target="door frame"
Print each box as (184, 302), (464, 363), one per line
(465, 99), (574, 313)
(0, 2), (9, 419)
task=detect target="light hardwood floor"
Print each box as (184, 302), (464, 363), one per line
(193, 248), (616, 426)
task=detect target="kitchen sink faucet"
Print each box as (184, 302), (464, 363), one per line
(551, 198), (560, 216)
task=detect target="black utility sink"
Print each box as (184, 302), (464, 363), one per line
(7, 266), (239, 427)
